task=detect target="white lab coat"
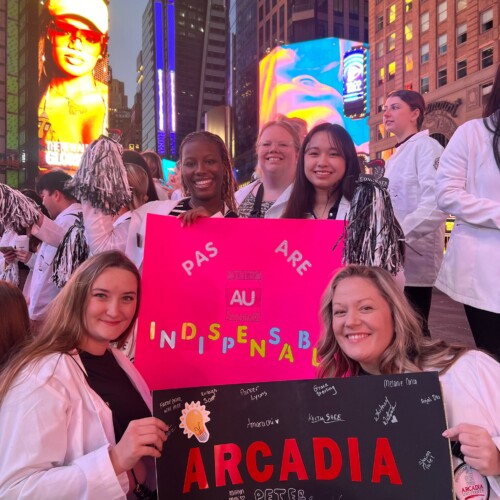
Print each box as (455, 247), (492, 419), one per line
(385, 130), (446, 286)
(435, 117), (500, 313)
(439, 350), (500, 498)
(235, 180), (293, 218)
(29, 203), (82, 321)
(0, 348), (153, 499)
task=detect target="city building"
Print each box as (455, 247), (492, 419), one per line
(141, 0), (228, 159)
(108, 77), (132, 147)
(369, 0), (499, 160)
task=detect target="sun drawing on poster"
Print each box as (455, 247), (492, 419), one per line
(179, 401), (211, 443)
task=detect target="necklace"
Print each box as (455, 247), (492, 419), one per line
(50, 85), (89, 115)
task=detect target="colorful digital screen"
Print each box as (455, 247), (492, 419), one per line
(259, 37), (370, 153)
(343, 46), (367, 119)
(38, 0), (110, 174)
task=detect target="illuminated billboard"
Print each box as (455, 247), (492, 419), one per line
(38, 0), (110, 174)
(259, 37), (370, 153)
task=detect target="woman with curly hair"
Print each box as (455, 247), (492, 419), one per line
(317, 264), (500, 497)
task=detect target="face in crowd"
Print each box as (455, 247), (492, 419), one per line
(383, 95), (421, 140)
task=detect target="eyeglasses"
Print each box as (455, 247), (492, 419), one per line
(257, 141), (295, 150)
(49, 20), (107, 47)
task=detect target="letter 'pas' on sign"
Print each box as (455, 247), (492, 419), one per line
(182, 242), (218, 276)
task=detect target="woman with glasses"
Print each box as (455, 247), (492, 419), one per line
(38, 0), (109, 173)
(236, 120), (301, 218)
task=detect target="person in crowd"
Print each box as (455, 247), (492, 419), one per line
(0, 282), (31, 371)
(0, 251), (168, 497)
(38, 0), (109, 172)
(126, 131), (238, 269)
(28, 171), (81, 327)
(282, 123), (359, 220)
(317, 264), (500, 496)
(141, 150), (173, 201)
(82, 162), (150, 255)
(435, 63), (500, 361)
(122, 150), (159, 203)
(382, 89), (447, 336)
(236, 120), (300, 218)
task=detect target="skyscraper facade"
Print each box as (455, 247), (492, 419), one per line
(141, 0), (228, 159)
(369, 0), (498, 160)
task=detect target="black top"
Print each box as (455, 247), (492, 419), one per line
(170, 197), (238, 218)
(80, 350), (151, 442)
(306, 194), (343, 220)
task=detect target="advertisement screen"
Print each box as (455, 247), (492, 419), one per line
(38, 0), (109, 174)
(259, 37), (370, 153)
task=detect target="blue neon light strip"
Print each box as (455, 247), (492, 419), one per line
(166, 0), (176, 156)
(154, 1), (166, 154)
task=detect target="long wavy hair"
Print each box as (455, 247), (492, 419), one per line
(0, 282), (31, 371)
(317, 265), (469, 378)
(179, 131), (237, 213)
(0, 251), (140, 404)
(483, 63), (500, 169)
(282, 123), (360, 219)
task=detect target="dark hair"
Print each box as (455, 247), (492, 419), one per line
(122, 150), (159, 202)
(483, 63), (500, 169)
(282, 123), (360, 219)
(179, 131), (237, 213)
(141, 150), (163, 180)
(36, 170), (76, 201)
(387, 89), (426, 130)
(0, 282), (31, 371)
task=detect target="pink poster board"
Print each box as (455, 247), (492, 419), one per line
(135, 216), (344, 390)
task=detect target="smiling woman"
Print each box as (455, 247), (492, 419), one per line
(0, 251), (168, 498)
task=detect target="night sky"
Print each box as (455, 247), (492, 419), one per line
(108, 0), (148, 104)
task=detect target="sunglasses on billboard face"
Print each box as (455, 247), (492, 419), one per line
(49, 19), (107, 47)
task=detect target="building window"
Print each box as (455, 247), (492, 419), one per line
(420, 12), (429, 32)
(377, 96), (384, 113)
(388, 61), (396, 80)
(457, 23), (467, 45)
(482, 83), (493, 106)
(457, 0), (467, 11)
(420, 43), (430, 64)
(481, 47), (494, 69)
(377, 123), (385, 140)
(349, 0), (360, 15)
(405, 0), (413, 12)
(349, 25), (359, 40)
(405, 53), (413, 72)
(387, 33), (396, 52)
(334, 22), (344, 38)
(378, 67), (385, 86)
(387, 4), (396, 24)
(437, 68), (447, 87)
(376, 14), (384, 32)
(405, 22), (413, 41)
(421, 76), (429, 94)
(376, 41), (384, 59)
(438, 33), (447, 55)
(480, 9), (493, 33)
(438, 2), (447, 23)
(457, 59), (467, 79)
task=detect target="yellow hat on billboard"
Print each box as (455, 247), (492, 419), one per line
(47, 0), (109, 34)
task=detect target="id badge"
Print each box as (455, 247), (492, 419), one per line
(454, 462), (490, 499)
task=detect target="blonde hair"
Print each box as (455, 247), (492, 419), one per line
(256, 120), (301, 153)
(124, 162), (149, 210)
(317, 265), (469, 378)
(0, 251), (140, 403)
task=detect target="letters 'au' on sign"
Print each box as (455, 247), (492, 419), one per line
(153, 372), (453, 500)
(135, 217), (345, 390)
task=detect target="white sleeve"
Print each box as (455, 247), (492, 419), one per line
(0, 376), (128, 499)
(401, 139), (447, 243)
(31, 215), (72, 247)
(82, 202), (129, 254)
(436, 124), (500, 229)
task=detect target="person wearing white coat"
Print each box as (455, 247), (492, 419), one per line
(237, 120), (300, 218)
(383, 89), (447, 336)
(435, 64), (500, 360)
(0, 252), (168, 499)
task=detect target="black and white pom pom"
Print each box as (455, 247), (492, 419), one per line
(0, 262), (19, 286)
(0, 184), (39, 233)
(341, 160), (405, 275)
(65, 135), (131, 215)
(52, 213), (89, 288)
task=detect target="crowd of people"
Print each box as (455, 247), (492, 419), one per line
(1, 49), (500, 497)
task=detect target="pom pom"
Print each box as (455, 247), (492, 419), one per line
(66, 135), (131, 215)
(337, 160), (405, 275)
(0, 262), (19, 286)
(52, 213), (89, 288)
(0, 184), (40, 232)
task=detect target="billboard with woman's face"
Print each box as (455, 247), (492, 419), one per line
(259, 37), (370, 154)
(38, 0), (109, 174)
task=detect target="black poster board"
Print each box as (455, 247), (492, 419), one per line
(153, 372), (454, 499)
